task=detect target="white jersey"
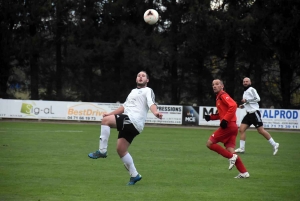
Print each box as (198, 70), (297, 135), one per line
(243, 86), (260, 112)
(122, 87), (156, 133)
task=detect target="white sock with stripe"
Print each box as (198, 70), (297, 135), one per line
(121, 153), (138, 177)
(99, 125), (110, 153)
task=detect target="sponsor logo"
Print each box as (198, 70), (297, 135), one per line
(20, 102), (54, 116)
(185, 110), (196, 122)
(68, 103), (106, 116)
(158, 106), (182, 112)
(261, 109), (298, 119)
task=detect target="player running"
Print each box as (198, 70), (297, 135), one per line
(204, 79), (250, 178)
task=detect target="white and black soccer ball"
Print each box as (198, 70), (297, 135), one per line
(143, 9), (159, 25)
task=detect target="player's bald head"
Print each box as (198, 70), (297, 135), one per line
(243, 77), (251, 83)
(243, 77), (251, 87)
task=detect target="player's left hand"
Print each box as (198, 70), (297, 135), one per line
(220, 119), (228, 129)
(155, 112), (163, 119)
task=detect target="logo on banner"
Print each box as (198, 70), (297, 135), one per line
(158, 106), (182, 112)
(20, 102), (54, 116)
(186, 110), (195, 122)
(203, 107), (217, 118)
(261, 109), (298, 119)
(68, 103), (106, 116)
(20, 103), (33, 114)
(182, 106), (199, 125)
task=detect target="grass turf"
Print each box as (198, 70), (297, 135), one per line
(0, 121), (299, 201)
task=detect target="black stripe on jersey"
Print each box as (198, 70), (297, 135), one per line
(150, 89), (156, 104)
(248, 88), (258, 102)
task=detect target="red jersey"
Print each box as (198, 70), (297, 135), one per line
(210, 91), (237, 122)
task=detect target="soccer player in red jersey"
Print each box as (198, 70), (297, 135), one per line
(204, 79), (250, 178)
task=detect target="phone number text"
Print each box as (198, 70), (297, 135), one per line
(264, 124), (298, 129)
(67, 116), (97, 121)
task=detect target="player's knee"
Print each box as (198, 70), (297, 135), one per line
(239, 127), (246, 133)
(206, 141), (212, 149)
(101, 116), (110, 125)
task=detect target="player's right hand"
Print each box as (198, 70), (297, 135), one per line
(103, 113), (110, 117)
(204, 115), (211, 122)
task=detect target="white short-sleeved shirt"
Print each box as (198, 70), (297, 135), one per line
(243, 87), (260, 112)
(122, 87), (156, 133)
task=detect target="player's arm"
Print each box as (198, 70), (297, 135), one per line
(150, 104), (163, 119)
(103, 105), (125, 117)
(208, 113), (220, 120)
(146, 89), (162, 119)
(218, 95), (237, 128)
(222, 95), (237, 122)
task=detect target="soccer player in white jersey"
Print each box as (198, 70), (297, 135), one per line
(235, 77), (279, 155)
(88, 71), (163, 185)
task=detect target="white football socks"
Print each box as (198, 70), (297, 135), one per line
(240, 140), (245, 149)
(121, 153), (138, 177)
(99, 125), (110, 153)
(268, 138), (276, 146)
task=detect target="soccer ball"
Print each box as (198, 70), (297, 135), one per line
(143, 9), (159, 25)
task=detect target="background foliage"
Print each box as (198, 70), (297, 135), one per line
(1, 0), (300, 108)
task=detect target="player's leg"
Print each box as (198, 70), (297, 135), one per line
(235, 123), (248, 153)
(226, 134), (249, 178)
(206, 126), (237, 170)
(254, 111), (279, 155)
(257, 126), (279, 155)
(235, 115), (251, 153)
(88, 115), (117, 159)
(99, 115), (117, 153)
(116, 117), (141, 185)
(117, 137), (138, 177)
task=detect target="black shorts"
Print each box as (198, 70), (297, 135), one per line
(115, 114), (140, 144)
(241, 110), (263, 128)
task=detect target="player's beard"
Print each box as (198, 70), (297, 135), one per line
(137, 81), (147, 88)
(136, 82), (147, 88)
(243, 84), (250, 91)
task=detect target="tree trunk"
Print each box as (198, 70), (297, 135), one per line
(170, 55), (179, 104)
(29, 9), (39, 100)
(279, 60), (293, 108)
(224, 45), (236, 99)
(55, 0), (63, 100)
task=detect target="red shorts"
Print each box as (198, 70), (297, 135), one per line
(209, 121), (238, 148)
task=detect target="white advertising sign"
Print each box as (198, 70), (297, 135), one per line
(66, 102), (121, 121)
(0, 99), (66, 120)
(0, 100), (183, 124)
(199, 106), (300, 129)
(146, 105), (182, 125)
(256, 108), (299, 129)
(199, 106), (220, 126)
(1, 99), (298, 129)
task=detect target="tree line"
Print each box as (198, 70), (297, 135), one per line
(1, 0), (299, 108)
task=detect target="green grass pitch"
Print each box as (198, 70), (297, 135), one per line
(0, 121), (299, 201)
